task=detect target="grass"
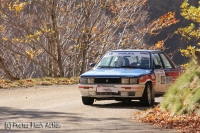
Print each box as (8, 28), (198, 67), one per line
(160, 61), (200, 116)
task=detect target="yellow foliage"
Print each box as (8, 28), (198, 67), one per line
(9, 1), (28, 13)
(2, 38), (8, 41)
(0, 25), (4, 32)
(74, 45), (79, 48)
(91, 27), (97, 33)
(179, 46), (199, 57)
(35, 30), (42, 36)
(177, 0), (200, 41)
(155, 40), (164, 49)
(180, 0), (200, 23)
(150, 40), (165, 50)
(41, 26), (51, 33)
(180, 63), (188, 68)
(37, 37), (40, 41)
(12, 38), (20, 43)
(25, 30), (42, 42)
(26, 50), (34, 59)
(26, 49), (42, 59)
(150, 12), (179, 35)
(3, 14), (7, 18)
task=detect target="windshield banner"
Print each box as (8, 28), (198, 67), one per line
(104, 52), (149, 57)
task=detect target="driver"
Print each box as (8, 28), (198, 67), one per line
(114, 57), (124, 67)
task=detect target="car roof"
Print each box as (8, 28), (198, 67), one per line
(108, 49), (160, 53)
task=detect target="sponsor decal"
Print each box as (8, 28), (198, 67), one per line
(161, 76), (165, 84)
(104, 52), (149, 57)
(151, 74), (155, 79)
(118, 52), (134, 55)
(140, 52), (149, 55)
(97, 87), (118, 92)
(166, 76), (173, 84)
(102, 88), (112, 92)
(98, 85), (114, 87)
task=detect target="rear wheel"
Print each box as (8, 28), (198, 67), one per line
(140, 83), (154, 107)
(82, 97), (94, 105)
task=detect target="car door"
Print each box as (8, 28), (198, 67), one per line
(152, 53), (166, 93)
(159, 53), (180, 90)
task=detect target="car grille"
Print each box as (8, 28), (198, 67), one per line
(94, 78), (121, 84)
(96, 92), (120, 95)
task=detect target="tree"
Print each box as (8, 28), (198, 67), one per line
(146, 0), (199, 64)
(0, 0), (178, 79)
(175, 0), (200, 57)
(160, 0), (200, 117)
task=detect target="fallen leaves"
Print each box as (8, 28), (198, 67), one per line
(0, 77), (79, 88)
(136, 107), (200, 133)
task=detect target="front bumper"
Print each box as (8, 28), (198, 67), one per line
(78, 84), (145, 98)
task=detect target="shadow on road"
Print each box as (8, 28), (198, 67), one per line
(92, 100), (160, 110)
(0, 106), (78, 121)
(0, 105), (176, 133)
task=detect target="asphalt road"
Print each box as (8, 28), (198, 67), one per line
(0, 85), (177, 133)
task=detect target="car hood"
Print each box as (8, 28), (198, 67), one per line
(80, 68), (152, 77)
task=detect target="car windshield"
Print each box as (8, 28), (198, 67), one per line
(96, 51), (151, 69)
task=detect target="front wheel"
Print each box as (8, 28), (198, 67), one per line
(82, 97), (94, 105)
(140, 83), (154, 107)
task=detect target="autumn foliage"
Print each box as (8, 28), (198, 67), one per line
(0, 0), (178, 80)
(137, 107), (200, 133)
(136, 1), (200, 132)
(0, 77), (79, 88)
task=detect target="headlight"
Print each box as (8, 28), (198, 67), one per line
(130, 78), (138, 84)
(87, 78), (94, 84)
(121, 78), (129, 84)
(79, 78), (94, 84)
(121, 78), (138, 84)
(79, 78), (87, 84)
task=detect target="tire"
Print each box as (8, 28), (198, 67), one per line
(140, 83), (154, 107)
(82, 97), (94, 105)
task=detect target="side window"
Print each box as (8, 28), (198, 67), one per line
(159, 53), (173, 69)
(152, 53), (163, 68)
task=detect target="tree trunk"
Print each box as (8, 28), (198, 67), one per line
(0, 56), (19, 80)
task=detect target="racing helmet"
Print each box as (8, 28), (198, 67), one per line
(114, 56), (124, 66)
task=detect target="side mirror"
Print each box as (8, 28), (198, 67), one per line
(89, 63), (96, 68)
(154, 65), (161, 69)
(176, 65), (181, 69)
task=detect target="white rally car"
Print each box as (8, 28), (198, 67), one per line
(78, 49), (180, 106)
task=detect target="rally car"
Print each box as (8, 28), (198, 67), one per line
(78, 49), (180, 106)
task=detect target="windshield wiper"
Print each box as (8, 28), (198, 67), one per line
(97, 66), (119, 68)
(98, 65), (149, 69)
(121, 66), (148, 69)
(121, 65), (133, 68)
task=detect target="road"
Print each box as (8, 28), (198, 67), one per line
(0, 85), (177, 133)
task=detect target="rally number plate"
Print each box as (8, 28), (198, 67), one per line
(97, 87), (118, 93)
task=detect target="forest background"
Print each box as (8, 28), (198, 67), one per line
(0, 0), (198, 80)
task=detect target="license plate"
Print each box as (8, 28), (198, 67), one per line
(97, 87), (118, 93)
(98, 84), (114, 87)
